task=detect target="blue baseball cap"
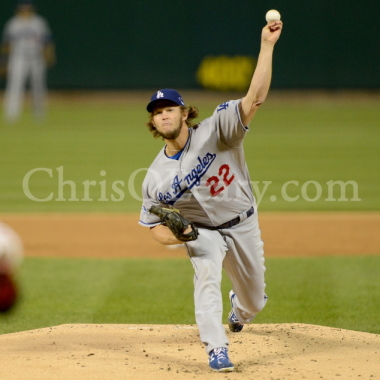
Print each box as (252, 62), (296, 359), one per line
(146, 89), (185, 112)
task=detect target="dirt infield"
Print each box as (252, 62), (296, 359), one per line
(0, 212), (379, 379)
(1, 212), (379, 258)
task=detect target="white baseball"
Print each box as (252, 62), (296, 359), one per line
(0, 222), (23, 273)
(265, 9), (281, 22)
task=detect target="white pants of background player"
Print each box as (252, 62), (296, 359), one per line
(4, 56), (46, 122)
(185, 206), (267, 354)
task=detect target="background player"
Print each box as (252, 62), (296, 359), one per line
(0, 221), (23, 313)
(1, 0), (56, 123)
(139, 19), (283, 372)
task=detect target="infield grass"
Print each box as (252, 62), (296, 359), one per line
(0, 255), (379, 336)
(0, 90), (379, 212)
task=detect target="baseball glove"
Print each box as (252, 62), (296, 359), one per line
(149, 206), (199, 242)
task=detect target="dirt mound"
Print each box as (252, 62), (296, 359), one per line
(0, 323), (378, 379)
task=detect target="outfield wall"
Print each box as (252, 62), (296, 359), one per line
(0, 1), (377, 89)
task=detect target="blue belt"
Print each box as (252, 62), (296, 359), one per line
(196, 206), (254, 230)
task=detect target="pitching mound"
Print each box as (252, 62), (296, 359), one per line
(0, 324), (378, 379)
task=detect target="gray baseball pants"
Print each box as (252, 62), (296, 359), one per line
(185, 206), (267, 354)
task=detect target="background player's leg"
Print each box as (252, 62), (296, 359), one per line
(185, 228), (229, 354)
(4, 59), (28, 122)
(30, 58), (46, 119)
(222, 210), (267, 323)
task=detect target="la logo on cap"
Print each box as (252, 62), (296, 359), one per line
(156, 91), (164, 99)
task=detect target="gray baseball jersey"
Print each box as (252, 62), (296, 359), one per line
(139, 99), (255, 227)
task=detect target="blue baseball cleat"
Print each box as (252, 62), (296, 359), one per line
(228, 290), (244, 332)
(208, 347), (234, 372)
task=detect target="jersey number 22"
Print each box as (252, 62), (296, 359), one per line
(206, 164), (235, 197)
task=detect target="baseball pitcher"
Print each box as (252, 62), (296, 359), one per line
(139, 19), (283, 372)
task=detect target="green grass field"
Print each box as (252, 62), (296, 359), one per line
(0, 90), (379, 336)
(0, 90), (379, 212)
(1, 255), (379, 335)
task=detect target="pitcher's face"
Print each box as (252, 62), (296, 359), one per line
(152, 103), (187, 140)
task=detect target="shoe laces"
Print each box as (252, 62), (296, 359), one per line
(230, 311), (240, 324)
(213, 347), (228, 361)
